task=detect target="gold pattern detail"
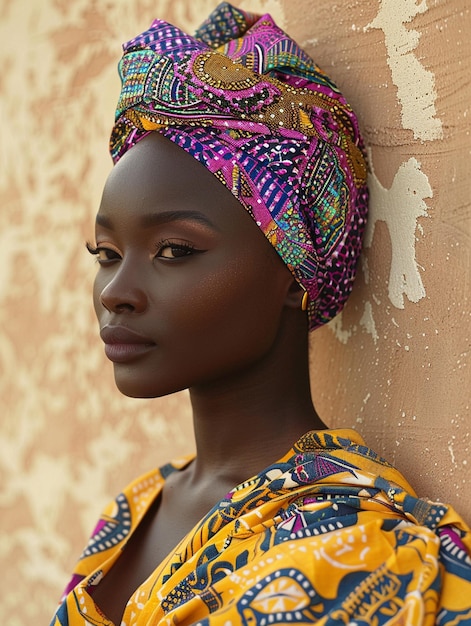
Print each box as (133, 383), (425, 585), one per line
(193, 52), (258, 90)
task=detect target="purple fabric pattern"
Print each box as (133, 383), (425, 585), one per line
(110, 2), (368, 330)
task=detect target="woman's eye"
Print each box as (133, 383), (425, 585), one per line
(86, 242), (121, 264)
(156, 242), (196, 259)
(98, 248), (121, 262)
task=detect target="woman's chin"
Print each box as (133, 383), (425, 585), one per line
(113, 371), (183, 399)
(112, 372), (153, 398)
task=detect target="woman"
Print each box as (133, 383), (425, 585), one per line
(51, 4), (471, 625)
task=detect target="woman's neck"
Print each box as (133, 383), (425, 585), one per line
(188, 311), (325, 486)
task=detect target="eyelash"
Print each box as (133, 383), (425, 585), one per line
(86, 242), (121, 264)
(154, 239), (197, 259)
(85, 241), (121, 265)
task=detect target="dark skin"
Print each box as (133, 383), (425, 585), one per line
(89, 133), (325, 624)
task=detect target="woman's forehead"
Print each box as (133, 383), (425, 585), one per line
(97, 133), (261, 235)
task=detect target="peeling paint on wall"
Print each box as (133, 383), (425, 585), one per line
(365, 156), (432, 309)
(360, 301), (379, 344)
(366, 0), (443, 141)
(328, 312), (355, 345)
(328, 300), (378, 346)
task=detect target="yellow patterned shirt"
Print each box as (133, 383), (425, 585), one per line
(51, 429), (471, 625)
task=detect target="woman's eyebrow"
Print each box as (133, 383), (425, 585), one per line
(95, 210), (218, 230)
(139, 210), (218, 230)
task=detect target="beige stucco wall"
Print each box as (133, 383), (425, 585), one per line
(303, 0), (471, 510)
(0, 1), (469, 623)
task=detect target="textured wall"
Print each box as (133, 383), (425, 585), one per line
(299, 0), (471, 514)
(0, 1), (469, 623)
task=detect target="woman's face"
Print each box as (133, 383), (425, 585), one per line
(92, 133), (295, 398)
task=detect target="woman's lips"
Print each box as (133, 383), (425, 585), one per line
(100, 325), (156, 363)
(104, 343), (156, 363)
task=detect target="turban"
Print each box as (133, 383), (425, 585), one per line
(110, 2), (368, 330)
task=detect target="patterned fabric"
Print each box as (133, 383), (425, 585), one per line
(110, 3), (368, 330)
(50, 429), (471, 626)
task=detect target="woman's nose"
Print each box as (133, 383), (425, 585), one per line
(98, 265), (148, 315)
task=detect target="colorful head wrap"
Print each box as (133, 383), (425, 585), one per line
(110, 2), (368, 330)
